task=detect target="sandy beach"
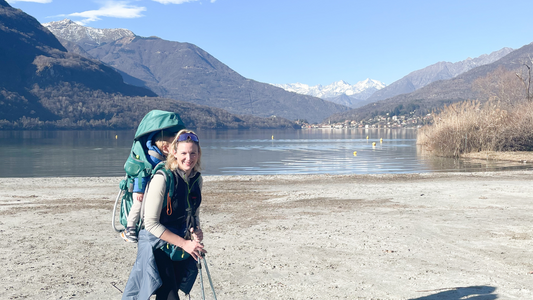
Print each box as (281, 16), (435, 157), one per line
(1, 171), (533, 299)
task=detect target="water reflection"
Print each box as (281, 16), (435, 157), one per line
(416, 144), (531, 173)
(0, 128), (531, 177)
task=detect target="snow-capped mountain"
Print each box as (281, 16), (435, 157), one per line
(43, 19), (135, 50)
(272, 79), (386, 108)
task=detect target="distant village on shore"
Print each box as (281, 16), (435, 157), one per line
(296, 113), (433, 129)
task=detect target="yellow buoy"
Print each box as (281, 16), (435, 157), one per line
(272, 135), (274, 140)
(353, 151), (357, 156)
(372, 142), (376, 146)
(115, 135), (118, 139)
(380, 138), (383, 143)
(366, 136), (369, 139)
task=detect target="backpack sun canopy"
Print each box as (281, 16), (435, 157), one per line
(134, 110), (186, 140)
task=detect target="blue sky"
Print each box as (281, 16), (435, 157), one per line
(7, 0), (533, 86)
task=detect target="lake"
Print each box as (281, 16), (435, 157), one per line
(0, 128), (531, 177)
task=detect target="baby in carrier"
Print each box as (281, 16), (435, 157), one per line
(121, 130), (175, 243)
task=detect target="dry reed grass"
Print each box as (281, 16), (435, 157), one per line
(417, 100), (533, 157)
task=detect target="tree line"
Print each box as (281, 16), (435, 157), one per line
(0, 83), (299, 130)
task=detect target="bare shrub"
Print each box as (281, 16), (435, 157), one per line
(472, 66), (526, 109)
(417, 100), (533, 156)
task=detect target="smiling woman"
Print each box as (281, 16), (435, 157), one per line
(167, 130), (202, 176)
(122, 128), (205, 299)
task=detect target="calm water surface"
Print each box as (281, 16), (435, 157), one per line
(0, 129), (531, 177)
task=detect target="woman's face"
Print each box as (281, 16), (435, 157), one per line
(174, 142), (199, 175)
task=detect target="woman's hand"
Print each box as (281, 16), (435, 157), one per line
(182, 239), (206, 261)
(191, 227), (203, 243)
(160, 228), (206, 260)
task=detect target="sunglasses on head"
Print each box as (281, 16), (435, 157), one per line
(177, 132), (199, 142)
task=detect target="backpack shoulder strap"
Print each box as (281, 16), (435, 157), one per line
(152, 163), (175, 198)
(153, 165), (177, 216)
(152, 161), (166, 174)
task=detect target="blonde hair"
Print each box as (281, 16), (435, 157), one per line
(165, 129), (202, 172)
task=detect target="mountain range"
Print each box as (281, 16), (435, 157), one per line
(4, 1), (531, 129)
(43, 19), (349, 124)
(273, 48), (513, 112)
(0, 1), (299, 129)
(365, 47), (514, 103)
(271, 79), (386, 108)
(329, 43), (533, 122)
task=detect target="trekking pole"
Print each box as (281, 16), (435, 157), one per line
(201, 254), (218, 300)
(198, 257), (206, 300)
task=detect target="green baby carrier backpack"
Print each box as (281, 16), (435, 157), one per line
(112, 110), (185, 233)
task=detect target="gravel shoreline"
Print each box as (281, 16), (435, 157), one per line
(2, 171), (533, 299)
